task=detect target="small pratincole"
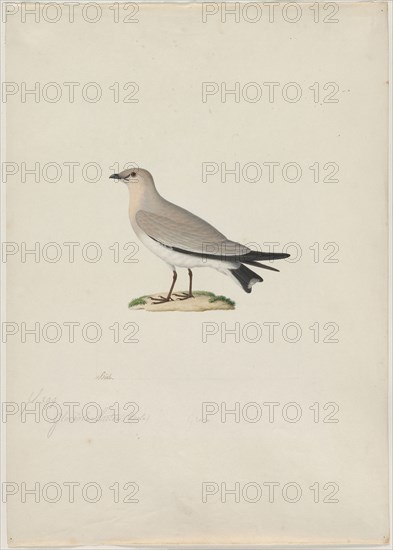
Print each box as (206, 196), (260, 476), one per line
(111, 167), (289, 303)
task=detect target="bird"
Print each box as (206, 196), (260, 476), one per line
(111, 167), (289, 303)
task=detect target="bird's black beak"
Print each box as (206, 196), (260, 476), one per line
(110, 173), (120, 180)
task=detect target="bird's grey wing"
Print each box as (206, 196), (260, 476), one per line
(136, 209), (250, 256)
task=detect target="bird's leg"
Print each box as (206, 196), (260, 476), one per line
(174, 269), (194, 300)
(188, 269), (194, 298)
(151, 271), (177, 304)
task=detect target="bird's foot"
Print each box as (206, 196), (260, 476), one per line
(174, 292), (194, 301)
(150, 295), (174, 304)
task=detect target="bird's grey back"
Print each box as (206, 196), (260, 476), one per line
(136, 196), (250, 256)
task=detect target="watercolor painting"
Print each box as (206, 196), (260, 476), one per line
(111, 167), (289, 311)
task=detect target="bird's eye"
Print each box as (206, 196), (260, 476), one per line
(131, 171), (137, 177)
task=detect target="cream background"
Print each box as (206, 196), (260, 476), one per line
(4, 2), (390, 546)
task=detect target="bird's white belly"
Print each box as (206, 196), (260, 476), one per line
(135, 225), (236, 272)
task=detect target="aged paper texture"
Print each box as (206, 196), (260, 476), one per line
(2, 1), (390, 546)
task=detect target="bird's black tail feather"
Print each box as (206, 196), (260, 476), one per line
(239, 251), (289, 273)
(170, 245), (290, 265)
(241, 251), (290, 262)
(244, 260), (280, 272)
(229, 265), (263, 293)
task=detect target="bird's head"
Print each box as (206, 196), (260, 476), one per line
(110, 167), (155, 190)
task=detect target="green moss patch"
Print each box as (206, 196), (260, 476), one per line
(128, 296), (147, 308)
(208, 294), (236, 307)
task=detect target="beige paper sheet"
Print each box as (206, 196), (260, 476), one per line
(2, 1), (390, 546)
